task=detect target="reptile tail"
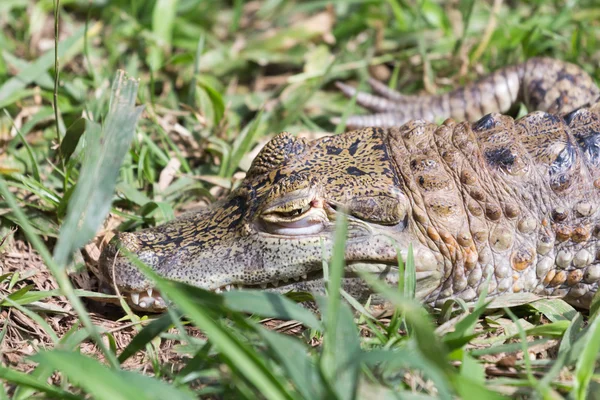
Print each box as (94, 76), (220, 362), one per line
(334, 58), (600, 129)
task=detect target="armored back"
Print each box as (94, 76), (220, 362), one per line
(387, 106), (600, 308)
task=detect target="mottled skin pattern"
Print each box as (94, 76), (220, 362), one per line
(99, 58), (600, 311)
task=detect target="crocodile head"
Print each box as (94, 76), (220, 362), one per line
(99, 128), (443, 310)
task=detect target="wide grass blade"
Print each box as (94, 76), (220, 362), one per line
(53, 70), (143, 266)
(573, 314), (600, 399)
(358, 271), (449, 371)
(223, 290), (322, 331)
(258, 327), (327, 399)
(121, 254), (295, 400)
(0, 366), (80, 400)
(148, 0), (179, 71)
(321, 209), (348, 364)
(318, 297), (361, 400)
(31, 350), (195, 400)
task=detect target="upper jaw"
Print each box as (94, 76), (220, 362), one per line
(98, 212), (443, 311)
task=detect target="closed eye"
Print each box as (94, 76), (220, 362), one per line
(261, 204), (327, 235)
(271, 204), (310, 219)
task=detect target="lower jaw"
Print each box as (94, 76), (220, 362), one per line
(102, 264), (397, 311)
(126, 275), (390, 312)
(111, 262), (441, 312)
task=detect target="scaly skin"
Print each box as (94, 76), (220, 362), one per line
(99, 58), (600, 311)
(336, 58), (599, 129)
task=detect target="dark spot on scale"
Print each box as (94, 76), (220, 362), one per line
(347, 166), (366, 176)
(348, 139), (361, 156)
(550, 142), (576, 175)
(253, 178), (268, 191)
(563, 108), (584, 125)
(473, 114), (496, 131)
(484, 147), (516, 169)
(372, 143), (386, 151)
(271, 169), (284, 184)
(220, 196), (246, 229)
(557, 70), (576, 84)
(326, 146), (343, 155)
(575, 131), (600, 166)
(374, 127), (385, 136)
(550, 173), (571, 192)
(542, 112), (562, 124)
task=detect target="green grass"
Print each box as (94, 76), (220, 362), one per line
(1, 0), (600, 398)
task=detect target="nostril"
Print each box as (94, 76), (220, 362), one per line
(113, 232), (142, 253)
(98, 232), (143, 279)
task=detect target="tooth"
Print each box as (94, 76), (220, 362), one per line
(282, 278), (289, 283)
(139, 297), (155, 308)
(293, 276), (300, 281)
(260, 283), (267, 289)
(147, 289), (153, 297)
(215, 288), (222, 293)
(155, 297), (166, 308)
(131, 292), (140, 305)
(301, 274), (307, 280)
(272, 281), (279, 287)
(226, 284), (231, 291)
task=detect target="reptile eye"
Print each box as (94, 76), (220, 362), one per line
(273, 204), (310, 219)
(260, 202), (327, 235)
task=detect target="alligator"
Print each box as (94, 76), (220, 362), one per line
(99, 58), (600, 311)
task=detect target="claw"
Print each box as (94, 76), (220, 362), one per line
(367, 77), (406, 101)
(335, 81), (400, 112)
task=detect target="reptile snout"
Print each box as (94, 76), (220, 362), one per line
(98, 232), (170, 310)
(99, 232), (154, 292)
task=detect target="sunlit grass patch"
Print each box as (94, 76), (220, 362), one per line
(1, 0), (600, 398)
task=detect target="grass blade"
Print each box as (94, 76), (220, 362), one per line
(148, 0), (179, 71)
(118, 311), (181, 364)
(225, 110), (266, 177)
(258, 327), (327, 399)
(223, 290), (322, 331)
(0, 366), (79, 400)
(573, 314), (600, 399)
(31, 350), (195, 400)
(53, 70), (143, 266)
(121, 253), (294, 400)
(0, 179), (119, 368)
(0, 23), (102, 104)
(320, 209), (347, 377)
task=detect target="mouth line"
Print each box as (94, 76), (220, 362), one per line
(120, 261), (399, 311)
